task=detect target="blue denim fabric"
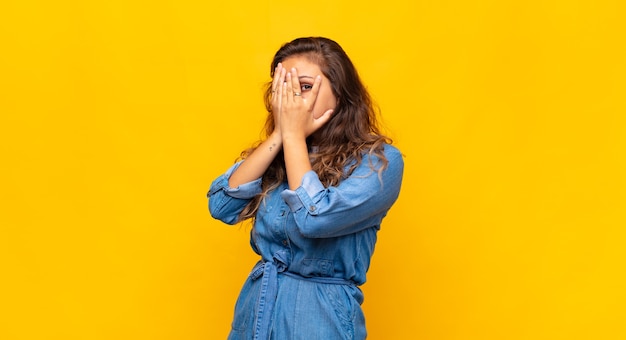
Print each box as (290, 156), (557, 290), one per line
(208, 144), (404, 340)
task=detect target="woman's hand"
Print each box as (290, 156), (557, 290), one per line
(270, 63), (286, 137)
(278, 67), (333, 141)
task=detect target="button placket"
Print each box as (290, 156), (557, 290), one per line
(277, 208), (290, 248)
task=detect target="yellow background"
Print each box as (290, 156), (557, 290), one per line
(1, 0), (625, 339)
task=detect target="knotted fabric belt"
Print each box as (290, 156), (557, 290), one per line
(248, 250), (355, 340)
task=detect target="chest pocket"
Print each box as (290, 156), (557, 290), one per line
(301, 258), (334, 277)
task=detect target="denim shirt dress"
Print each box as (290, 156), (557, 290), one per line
(208, 144), (404, 340)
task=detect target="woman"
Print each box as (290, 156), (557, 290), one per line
(208, 37), (403, 340)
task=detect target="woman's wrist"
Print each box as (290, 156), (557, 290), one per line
(267, 131), (283, 152)
(281, 130), (307, 145)
(269, 129), (282, 140)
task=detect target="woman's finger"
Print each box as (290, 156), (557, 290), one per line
(276, 72), (283, 109)
(281, 73), (287, 104)
(272, 67), (286, 109)
(285, 71), (294, 102)
(271, 63), (283, 93)
(290, 68), (302, 99)
(307, 75), (323, 106)
(311, 108), (334, 132)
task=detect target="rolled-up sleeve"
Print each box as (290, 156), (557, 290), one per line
(281, 171), (325, 215)
(280, 145), (404, 238)
(208, 161), (262, 224)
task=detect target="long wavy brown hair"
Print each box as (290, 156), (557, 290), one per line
(237, 37), (392, 222)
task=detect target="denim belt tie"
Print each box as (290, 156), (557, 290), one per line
(248, 250), (355, 340)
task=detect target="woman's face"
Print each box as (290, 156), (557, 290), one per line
(281, 56), (337, 119)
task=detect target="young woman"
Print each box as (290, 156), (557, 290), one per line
(208, 37), (404, 340)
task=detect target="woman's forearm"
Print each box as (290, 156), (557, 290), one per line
(282, 133), (312, 190)
(228, 132), (282, 188)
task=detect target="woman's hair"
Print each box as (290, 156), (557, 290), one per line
(238, 37), (391, 222)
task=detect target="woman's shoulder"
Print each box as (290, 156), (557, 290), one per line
(382, 143), (402, 158)
(360, 143), (404, 169)
(382, 143), (404, 171)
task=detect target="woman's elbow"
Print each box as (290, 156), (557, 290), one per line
(208, 200), (240, 225)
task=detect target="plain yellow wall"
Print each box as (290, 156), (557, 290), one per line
(1, 0), (625, 339)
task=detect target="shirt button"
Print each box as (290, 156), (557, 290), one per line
(282, 239), (289, 246)
(280, 211), (286, 216)
(309, 206), (316, 211)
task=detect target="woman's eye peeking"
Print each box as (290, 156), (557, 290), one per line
(301, 84), (313, 91)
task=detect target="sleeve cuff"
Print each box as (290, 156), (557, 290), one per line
(280, 170), (325, 214)
(208, 161), (262, 199)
